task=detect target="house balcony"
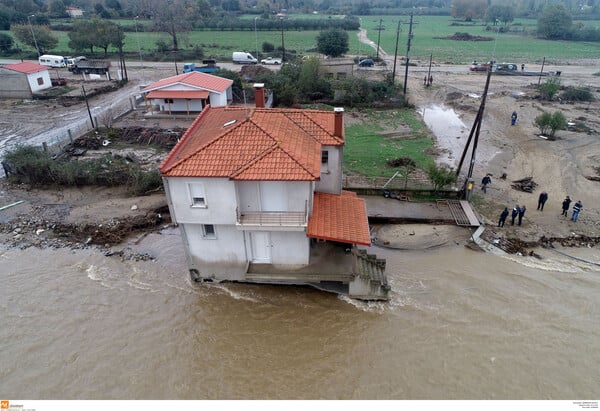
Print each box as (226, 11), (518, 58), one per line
(236, 206), (308, 231)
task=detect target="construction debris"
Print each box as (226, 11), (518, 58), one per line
(511, 177), (538, 193)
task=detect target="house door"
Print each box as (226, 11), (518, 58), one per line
(250, 232), (271, 263)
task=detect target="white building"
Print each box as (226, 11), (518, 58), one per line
(0, 62), (52, 99)
(65, 6), (84, 18)
(160, 85), (389, 300)
(141, 71), (233, 115)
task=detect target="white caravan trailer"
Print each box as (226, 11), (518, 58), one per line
(38, 55), (66, 68)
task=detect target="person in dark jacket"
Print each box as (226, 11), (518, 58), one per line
(498, 207), (509, 227)
(511, 111), (518, 125)
(481, 174), (492, 193)
(561, 196), (571, 216)
(518, 205), (526, 226)
(511, 205), (519, 225)
(537, 191), (548, 211)
(571, 200), (583, 222)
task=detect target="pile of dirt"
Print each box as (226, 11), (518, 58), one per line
(240, 64), (275, 81)
(53, 209), (169, 246)
(437, 33), (493, 41)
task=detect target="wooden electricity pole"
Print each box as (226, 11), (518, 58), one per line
(403, 13), (414, 95)
(392, 20), (401, 84)
(456, 68), (493, 192)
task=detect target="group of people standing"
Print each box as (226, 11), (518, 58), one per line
(498, 205), (526, 227)
(561, 196), (584, 222)
(497, 192), (584, 227)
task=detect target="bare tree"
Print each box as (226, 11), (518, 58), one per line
(147, 0), (198, 51)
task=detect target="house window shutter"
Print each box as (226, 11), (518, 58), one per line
(189, 183), (207, 207)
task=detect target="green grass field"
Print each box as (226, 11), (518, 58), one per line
(3, 15), (599, 64)
(343, 109), (435, 178)
(356, 15), (600, 64)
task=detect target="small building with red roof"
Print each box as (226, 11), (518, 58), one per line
(141, 71), (233, 115)
(66, 6), (84, 18)
(0, 62), (52, 98)
(160, 84), (389, 300)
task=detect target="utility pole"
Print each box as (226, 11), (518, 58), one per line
(402, 13), (414, 95)
(392, 20), (401, 84)
(376, 18), (383, 60)
(280, 17), (285, 62)
(117, 29), (127, 81)
(426, 53), (432, 86)
(538, 56), (546, 86)
(27, 15), (40, 58)
(455, 68), (493, 197)
(82, 85), (95, 129)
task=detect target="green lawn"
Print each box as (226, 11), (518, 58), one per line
(355, 15), (600, 64)
(344, 109), (435, 178)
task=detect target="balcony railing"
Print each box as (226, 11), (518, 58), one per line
(236, 201), (308, 229)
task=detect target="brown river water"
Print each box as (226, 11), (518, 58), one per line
(2, 228), (599, 400)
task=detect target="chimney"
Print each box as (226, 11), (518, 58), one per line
(253, 83), (265, 108)
(334, 107), (344, 138)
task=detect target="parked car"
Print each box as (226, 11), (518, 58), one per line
(358, 59), (374, 67)
(261, 57), (282, 65)
(469, 62), (491, 72)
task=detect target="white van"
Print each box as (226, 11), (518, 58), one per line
(232, 52), (258, 64)
(38, 55), (66, 68)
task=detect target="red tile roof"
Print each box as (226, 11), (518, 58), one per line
(307, 191), (371, 246)
(160, 106), (344, 180)
(146, 90), (209, 99)
(2, 62), (48, 74)
(141, 71), (233, 94)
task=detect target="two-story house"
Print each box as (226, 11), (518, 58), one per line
(160, 84), (389, 300)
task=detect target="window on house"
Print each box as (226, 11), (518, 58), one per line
(321, 150), (329, 165)
(202, 224), (216, 239)
(164, 98), (174, 104)
(189, 183), (207, 208)
(37, 77), (44, 85)
(337, 72), (347, 79)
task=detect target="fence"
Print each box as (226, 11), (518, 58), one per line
(0, 92), (136, 178)
(343, 175), (433, 191)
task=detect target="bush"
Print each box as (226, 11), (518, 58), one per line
(128, 168), (163, 195)
(560, 87), (594, 102)
(2, 146), (56, 185)
(2, 145), (163, 195)
(427, 164), (457, 193)
(534, 111), (567, 138)
(262, 41), (274, 52)
(538, 78), (561, 100)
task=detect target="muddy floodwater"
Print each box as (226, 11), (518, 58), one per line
(418, 104), (503, 173)
(2, 230), (599, 400)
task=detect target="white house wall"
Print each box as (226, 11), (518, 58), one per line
(27, 71), (52, 93)
(209, 91), (227, 107)
(268, 231), (310, 264)
(315, 146), (343, 194)
(166, 177), (238, 224)
(236, 181), (312, 212)
(184, 223), (248, 280)
(158, 99), (203, 112)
